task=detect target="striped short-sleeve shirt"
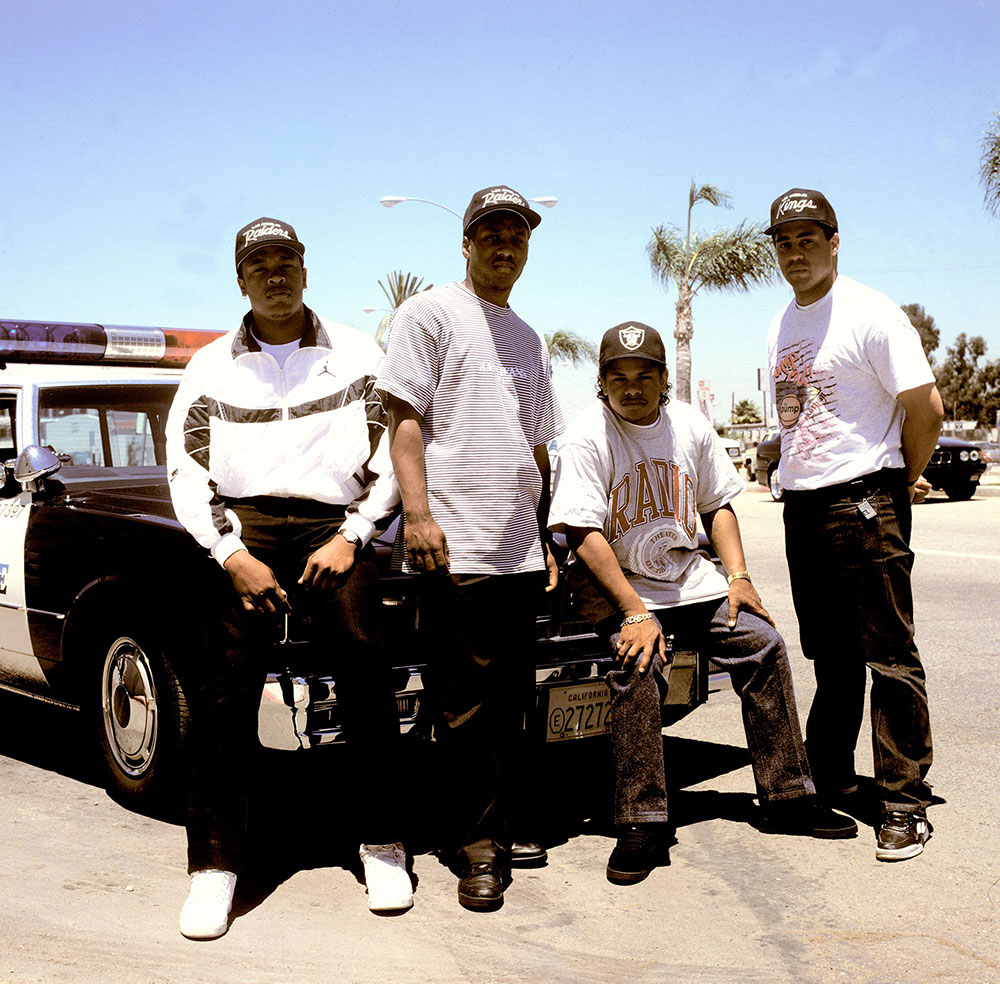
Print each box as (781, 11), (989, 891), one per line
(376, 281), (564, 574)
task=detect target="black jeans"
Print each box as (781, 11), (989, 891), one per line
(417, 572), (544, 866)
(568, 564), (815, 825)
(783, 468), (933, 812)
(186, 498), (403, 874)
(602, 600), (815, 824)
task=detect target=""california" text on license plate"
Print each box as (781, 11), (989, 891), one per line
(545, 680), (611, 742)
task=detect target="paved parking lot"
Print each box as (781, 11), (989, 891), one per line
(2, 482), (999, 983)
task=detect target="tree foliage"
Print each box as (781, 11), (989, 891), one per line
(980, 110), (1000, 220)
(544, 330), (598, 366)
(900, 302), (940, 365)
(375, 270), (432, 349)
(731, 399), (762, 424)
(934, 332), (1000, 425)
(647, 180), (781, 404)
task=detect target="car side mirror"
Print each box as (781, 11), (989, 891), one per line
(11, 444), (63, 492)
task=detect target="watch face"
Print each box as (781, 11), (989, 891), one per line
(339, 529), (361, 546)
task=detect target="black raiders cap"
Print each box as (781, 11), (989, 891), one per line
(599, 322), (666, 369)
(235, 217), (305, 272)
(462, 186), (542, 236)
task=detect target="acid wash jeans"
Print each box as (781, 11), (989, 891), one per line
(602, 598), (816, 826)
(783, 467), (933, 813)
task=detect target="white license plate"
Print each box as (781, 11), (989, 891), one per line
(544, 681), (611, 742)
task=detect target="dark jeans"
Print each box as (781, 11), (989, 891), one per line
(186, 498), (403, 874)
(417, 572), (544, 865)
(783, 468), (933, 812)
(597, 598), (815, 825)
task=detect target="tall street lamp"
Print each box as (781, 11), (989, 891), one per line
(379, 195), (558, 219)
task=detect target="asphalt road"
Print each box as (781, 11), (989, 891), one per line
(2, 479), (999, 984)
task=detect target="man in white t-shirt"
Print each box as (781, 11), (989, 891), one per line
(766, 188), (944, 862)
(549, 323), (856, 886)
(376, 186), (563, 911)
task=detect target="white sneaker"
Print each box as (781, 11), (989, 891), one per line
(359, 842), (413, 912)
(179, 869), (237, 940)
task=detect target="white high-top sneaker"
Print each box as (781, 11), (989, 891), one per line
(359, 843), (413, 912)
(179, 869), (237, 940)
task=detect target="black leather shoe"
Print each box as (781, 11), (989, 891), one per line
(510, 840), (548, 867)
(757, 799), (858, 839)
(457, 861), (506, 911)
(606, 826), (666, 885)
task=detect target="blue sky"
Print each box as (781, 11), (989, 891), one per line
(3, 0), (999, 422)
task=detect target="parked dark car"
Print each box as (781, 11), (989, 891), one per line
(753, 430), (783, 501)
(923, 436), (987, 500)
(754, 428), (987, 503)
(1, 320), (722, 813)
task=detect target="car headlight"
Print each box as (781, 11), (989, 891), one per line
(959, 450), (969, 462)
(969, 450), (979, 461)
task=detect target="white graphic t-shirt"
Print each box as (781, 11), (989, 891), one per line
(549, 399), (744, 609)
(768, 275), (934, 491)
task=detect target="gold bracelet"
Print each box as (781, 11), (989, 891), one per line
(727, 571), (752, 585)
(621, 612), (653, 629)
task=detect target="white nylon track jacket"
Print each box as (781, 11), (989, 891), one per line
(166, 309), (399, 566)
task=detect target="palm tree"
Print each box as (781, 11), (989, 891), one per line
(980, 110), (1000, 219)
(732, 398), (762, 424)
(375, 270), (433, 348)
(647, 180), (781, 403)
(544, 330), (598, 367)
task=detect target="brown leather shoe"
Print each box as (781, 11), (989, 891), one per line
(510, 840), (548, 867)
(457, 860), (507, 911)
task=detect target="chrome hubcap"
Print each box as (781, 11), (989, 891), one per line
(101, 636), (158, 778)
(769, 469), (783, 500)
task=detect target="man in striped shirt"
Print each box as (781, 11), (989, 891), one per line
(377, 186), (563, 912)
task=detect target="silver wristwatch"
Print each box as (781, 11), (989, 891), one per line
(337, 529), (362, 547)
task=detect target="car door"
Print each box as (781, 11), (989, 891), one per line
(0, 393), (43, 679)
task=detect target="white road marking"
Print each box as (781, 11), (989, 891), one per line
(913, 547), (999, 561)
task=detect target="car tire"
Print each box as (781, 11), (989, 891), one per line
(944, 481), (977, 501)
(92, 624), (191, 813)
(768, 466), (784, 502)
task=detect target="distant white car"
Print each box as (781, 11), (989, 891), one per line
(717, 436), (753, 477)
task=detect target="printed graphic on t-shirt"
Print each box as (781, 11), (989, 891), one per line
(606, 456), (698, 570)
(772, 337), (840, 461)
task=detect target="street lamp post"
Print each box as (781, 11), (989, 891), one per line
(379, 195), (558, 219)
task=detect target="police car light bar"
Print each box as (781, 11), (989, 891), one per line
(0, 320), (226, 368)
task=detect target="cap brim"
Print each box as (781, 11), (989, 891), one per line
(236, 240), (306, 271)
(465, 205), (541, 236)
(765, 217), (837, 236)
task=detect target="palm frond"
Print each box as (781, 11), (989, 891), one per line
(686, 222), (781, 294)
(647, 224), (687, 288)
(378, 270), (433, 309)
(690, 180), (733, 211)
(544, 330), (598, 366)
(980, 111), (1000, 219)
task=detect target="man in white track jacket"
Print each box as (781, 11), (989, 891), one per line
(166, 216), (411, 939)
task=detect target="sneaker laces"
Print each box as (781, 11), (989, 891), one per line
(188, 869), (236, 905)
(881, 811), (916, 832)
(361, 843), (406, 867)
(617, 826), (651, 852)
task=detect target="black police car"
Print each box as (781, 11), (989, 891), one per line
(1, 319), (718, 813)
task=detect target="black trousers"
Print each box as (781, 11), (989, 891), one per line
(783, 469), (933, 811)
(418, 571), (545, 865)
(186, 498), (403, 874)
